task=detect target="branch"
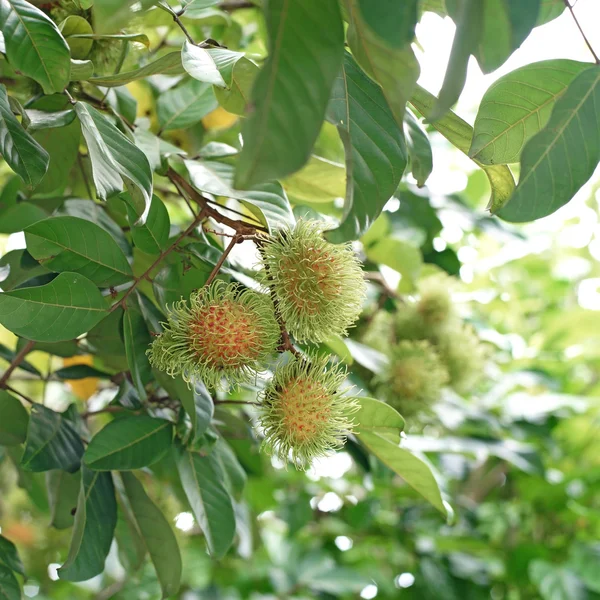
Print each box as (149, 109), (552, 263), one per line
(219, 0), (257, 9)
(564, 0), (600, 64)
(3, 384), (35, 405)
(214, 399), (260, 406)
(82, 405), (128, 419)
(0, 340), (36, 387)
(204, 235), (241, 287)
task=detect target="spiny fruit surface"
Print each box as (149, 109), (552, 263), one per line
(416, 274), (455, 328)
(258, 352), (359, 469)
(379, 340), (449, 418)
(148, 280), (280, 389)
(260, 220), (366, 342)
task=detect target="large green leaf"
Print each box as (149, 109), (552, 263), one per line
(176, 444), (236, 559)
(498, 67), (600, 222)
(0, 249), (50, 290)
(121, 472), (182, 599)
(212, 50), (258, 116)
(0, 85), (49, 187)
(59, 467), (117, 582)
(325, 53), (407, 242)
(235, 0), (344, 188)
(46, 470), (80, 530)
(84, 416), (173, 471)
(404, 109), (433, 187)
(0, 390), (28, 446)
(470, 60), (589, 165)
(0, 0), (70, 94)
(74, 102), (153, 221)
(125, 195), (170, 255)
(181, 40), (227, 87)
(410, 84), (516, 213)
(357, 430), (448, 516)
(365, 237), (423, 292)
(282, 155), (345, 204)
(156, 78), (217, 132)
(0, 535), (24, 575)
(345, 0), (420, 128)
(0, 203), (47, 234)
(0, 272), (107, 342)
(355, 397), (405, 441)
(212, 437), (246, 501)
(529, 561), (587, 600)
(25, 216), (133, 288)
(21, 404), (84, 473)
(123, 308), (153, 399)
(185, 159), (295, 231)
(89, 52), (185, 87)
(0, 565), (20, 600)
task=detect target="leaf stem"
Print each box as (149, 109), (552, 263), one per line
(0, 340), (36, 387)
(2, 384), (35, 404)
(158, 1), (196, 45)
(564, 0), (600, 64)
(204, 235), (240, 287)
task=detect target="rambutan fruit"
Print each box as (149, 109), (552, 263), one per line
(378, 340), (449, 418)
(258, 352), (359, 469)
(148, 281), (280, 389)
(416, 274), (455, 328)
(260, 220), (366, 342)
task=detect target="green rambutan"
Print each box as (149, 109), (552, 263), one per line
(378, 340), (449, 418)
(258, 352), (359, 469)
(148, 280), (280, 390)
(416, 274), (455, 329)
(260, 220), (366, 343)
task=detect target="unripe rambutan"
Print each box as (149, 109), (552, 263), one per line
(378, 340), (449, 418)
(416, 274), (455, 327)
(260, 220), (366, 342)
(258, 352), (359, 469)
(362, 310), (395, 354)
(148, 281), (280, 390)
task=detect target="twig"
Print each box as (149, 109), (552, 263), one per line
(204, 236), (240, 287)
(214, 399), (260, 406)
(564, 0), (600, 64)
(3, 384), (35, 405)
(110, 208), (208, 312)
(82, 405), (128, 419)
(158, 1), (196, 44)
(0, 340), (36, 387)
(219, 0), (256, 9)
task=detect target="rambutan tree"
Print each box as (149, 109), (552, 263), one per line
(0, 1), (599, 598)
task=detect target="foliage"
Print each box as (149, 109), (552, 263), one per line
(0, 1), (599, 599)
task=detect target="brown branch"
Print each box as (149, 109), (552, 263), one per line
(219, 0), (256, 10)
(214, 399), (260, 406)
(0, 340), (36, 387)
(564, 0), (600, 64)
(204, 235), (240, 287)
(82, 405), (128, 419)
(3, 384), (35, 405)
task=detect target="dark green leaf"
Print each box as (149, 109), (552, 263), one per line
(84, 416), (173, 471)
(0, 202), (47, 234)
(16, 337), (80, 359)
(470, 60), (590, 165)
(235, 0), (344, 188)
(212, 437), (246, 501)
(0, 390), (28, 446)
(357, 0), (417, 47)
(59, 467), (117, 582)
(125, 195), (170, 255)
(325, 53), (407, 242)
(498, 67), (600, 222)
(0, 565), (20, 600)
(106, 88), (138, 125)
(25, 109), (76, 132)
(52, 364), (111, 379)
(46, 469), (80, 529)
(123, 308), (153, 399)
(86, 309), (127, 362)
(176, 444), (236, 559)
(25, 216), (133, 287)
(404, 109), (433, 187)
(156, 78), (217, 132)
(0, 249), (50, 291)
(21, 404), (84, 473)
(0, 272), (108, 342)
(0, 342), (40, 375)
(0, 85), (49, 187)
(173, 377), (213, 442)
(114, 487), (147, 572)
(75, 102), (153, 221)
(0, 0), (70, 94)
(120, 472), (182, 599)
(0, 534), (24, 575)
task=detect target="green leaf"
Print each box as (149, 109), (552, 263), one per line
(93, 0), (157, 33)
(0, 390), (28, 446)
(282, 155), (345, 204)
(470, 60), (590, 165)
(46, 470), (80, 530)
(474, 0), (540, 74)
(156, 78), (217, 132)
(89, 52), (185, 87)
(345, 0), (420, 127)
(0, 203), (47, 233)
(529, 560), (587, 600)
(25, 216), (134, 287)
(181, 40), (227, 87)
(357, 430), (448, 516)
(123, 308), (153, 400)
(537, 0), (565, 24)
(176, 444), (236, 559)
(212, 437), (246, 501)
(125, 195), (170, 255)
(25, 108), (76, 132)
(0, 565), (20, 600)
(325, 53), (407, 242)
(0, 534), (24, 575)
(569, 544), (600, 593)
(59, 467), (117, 582)
(235, 0), (344, 188)
(355, 397), (405, 442)
(410, 84), (516, 213)
(176, 378), (213, 442)
(212, 51), (258, 116)
(404, 108), (433, 187)
(59, 15), (93, 59)
(75, 102), (153, 221)
(120, 472), (182, 599)
(0, 85), (49, 187)
(69, 58), (94, 81)
(16, 336), (80, 359)
(84, 416), (173, 471)
(52, 364), (111, 379)
(431, 0), (483, 120)
(114, 486), (147, 572)
(0, 0), (70, 94)
(0, 272), (108, 342)
(365, 237), (422, 292)
(498, 67), (600, 222)
(21, 404), (84, 473)
(0, 342), (41, 375)
(185, 159), (295, 231)
(0, 249), (50, 290)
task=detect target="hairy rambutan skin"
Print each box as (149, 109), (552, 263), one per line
(378, 340), (449, 418)
(147, 281), (280, 390)
(260, 220), (367, 343)
(258, 352), (359, 469)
